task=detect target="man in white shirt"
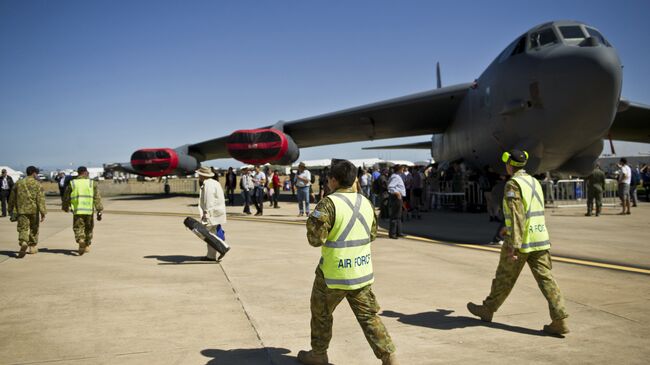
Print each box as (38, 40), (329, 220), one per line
(387, 165), (406, 239)
(295, 162), (312, 216)
(617, 158), (632, 215)
(252, 165), (266, 216)
(1, 169), (15, 217)
(197, 166), (227, 261)
(359, 169), (371, 198)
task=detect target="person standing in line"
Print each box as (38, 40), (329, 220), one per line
(630, 164), (640, 207)
(240, 166), (253, 215)
(295, 162), (312, 217)
(585, 164), (606, 217)
(1, 168), (15, 217)
(387, 165), (406, 239)
(251, 165), (266, 216)
(9, 166), (46, 258)
(467, 150), (569, 336)
(297, 159), (399, 365)
(225, 167), (237, 206)
(617, 158), (632, 215)
(271, 169), (281, 208)
(62, 166), (103, 255)
(359, 168), (371, 198)
(196, 166), (227, 261)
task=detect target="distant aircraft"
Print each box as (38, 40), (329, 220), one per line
(108, 20), (649, 177)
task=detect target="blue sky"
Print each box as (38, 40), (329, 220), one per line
(1, 0), (649, 170)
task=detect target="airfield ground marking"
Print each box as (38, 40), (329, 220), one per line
(101, 209), (650, 276)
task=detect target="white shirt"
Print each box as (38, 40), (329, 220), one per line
(1, 176), (8, 190)
(241, 173), (254, 191)
(253, 171), (266, 188)
(619, 165), (632, 184)
(295, 170), (311, 187)
(360, 173), (370, 187)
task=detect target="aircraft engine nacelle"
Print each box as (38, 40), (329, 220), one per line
(130, 147), (200, 177)
(226, 128), (300, 165)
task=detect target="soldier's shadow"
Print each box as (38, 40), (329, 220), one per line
(143, 255), (215, 265)
(39, 248), (78, 256)
(201, 347), (299, 365)
(381, 309), (546, 337)
(0, 250), (17, 258)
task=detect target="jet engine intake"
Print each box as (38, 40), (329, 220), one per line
(130, 148), (199, 177)
(226, 128), (300, 165)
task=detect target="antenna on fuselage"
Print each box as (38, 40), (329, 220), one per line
(436, 62), (442, 89)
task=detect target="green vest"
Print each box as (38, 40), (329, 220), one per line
(70, 178), (94, 215)
(320, 192), (375, 290)
(503, 174), (551, 253)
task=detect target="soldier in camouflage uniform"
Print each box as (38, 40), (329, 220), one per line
(62, 166), (103, 255)
(297, 159), (398, 365)
(467, 150), (569, 336)
(8, 166), (47, 258)
(585, 164), (606, 216)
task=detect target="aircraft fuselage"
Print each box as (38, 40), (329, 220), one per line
(433, 20), (622, 175)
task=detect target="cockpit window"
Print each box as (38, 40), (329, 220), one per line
(497, 35), (526, 63)
(510, 36), (526, 56)
(529, 28), (558, 49)
(586, 27), (611, 47)
(559, 26), (586, 39)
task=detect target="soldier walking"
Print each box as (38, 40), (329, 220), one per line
(8, 166), (46, 258)
(585, 164), (606, 216)
(62, 166), (103, 255)
(467, 150), (569, 336)
(297, 159), (398, 365)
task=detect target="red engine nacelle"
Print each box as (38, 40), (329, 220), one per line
(227, 128), (299, 165)
(130, 148), (179, 177)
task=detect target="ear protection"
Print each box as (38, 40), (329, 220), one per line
(501, 150), (529, 167)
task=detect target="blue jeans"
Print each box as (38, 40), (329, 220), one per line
(297, 186), (310, 214)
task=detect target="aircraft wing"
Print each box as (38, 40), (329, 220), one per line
(609, 101), (650, 143)
(188, 83), (472, 161)
(362, 141), (432, 150)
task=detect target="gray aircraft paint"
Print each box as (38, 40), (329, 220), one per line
(111, 20), (648, 177)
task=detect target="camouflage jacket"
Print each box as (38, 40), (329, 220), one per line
(586, 168), (606, 192)
(503, 170), (528, 250)
(8, 176), (46, 215)
(62, 177), (104, 212)
(306, 187), (377, 247)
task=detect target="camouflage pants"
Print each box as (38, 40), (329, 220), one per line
(310, 267), (396, 359)
(73, 215), (94, 245)
(483, 248), (568, 321)
(16, 214), (39, 246)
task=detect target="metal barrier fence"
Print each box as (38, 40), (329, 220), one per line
(423, 178), (621, 211)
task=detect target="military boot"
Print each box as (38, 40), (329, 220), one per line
(381, 353), (400, 365)
(84, 244), (91, 254)
(467, 302), (493, 322)
(543, 319), (570, 336)
(28, 245), (38, 254)
(17, 243), (28, 258)
(297, 350), (328, 365)
(78, 241), (86, 256)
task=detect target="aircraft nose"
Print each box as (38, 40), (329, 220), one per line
(539, 45), (622, 140)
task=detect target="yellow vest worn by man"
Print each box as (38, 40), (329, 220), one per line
(503, 172), (550, 253)
(321, 192), (375, 290)
(70, 178), (94, 215)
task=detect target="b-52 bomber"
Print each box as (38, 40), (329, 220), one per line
(109, 20), (649, 177)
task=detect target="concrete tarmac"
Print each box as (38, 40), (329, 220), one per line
(1, 196), (649, 364)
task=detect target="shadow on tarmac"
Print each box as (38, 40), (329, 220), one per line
(201, 347), (298, 365)
(110, 194), (196, 201)
(143, 254), (216, 265)
(0, 250), (17, 258)
(39, 248), (78, 256)
(381, 309), (546, 337)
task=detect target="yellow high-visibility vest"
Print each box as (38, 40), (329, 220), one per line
(503, 173), (550, 253)
(320, 192), (375, 290)
(70, 178), (94, 215)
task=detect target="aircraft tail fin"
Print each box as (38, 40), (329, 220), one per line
(436, 62), (442, 89)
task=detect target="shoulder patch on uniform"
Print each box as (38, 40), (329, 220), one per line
(310, 210), (322, 218)
(506, 191), (516, 198)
